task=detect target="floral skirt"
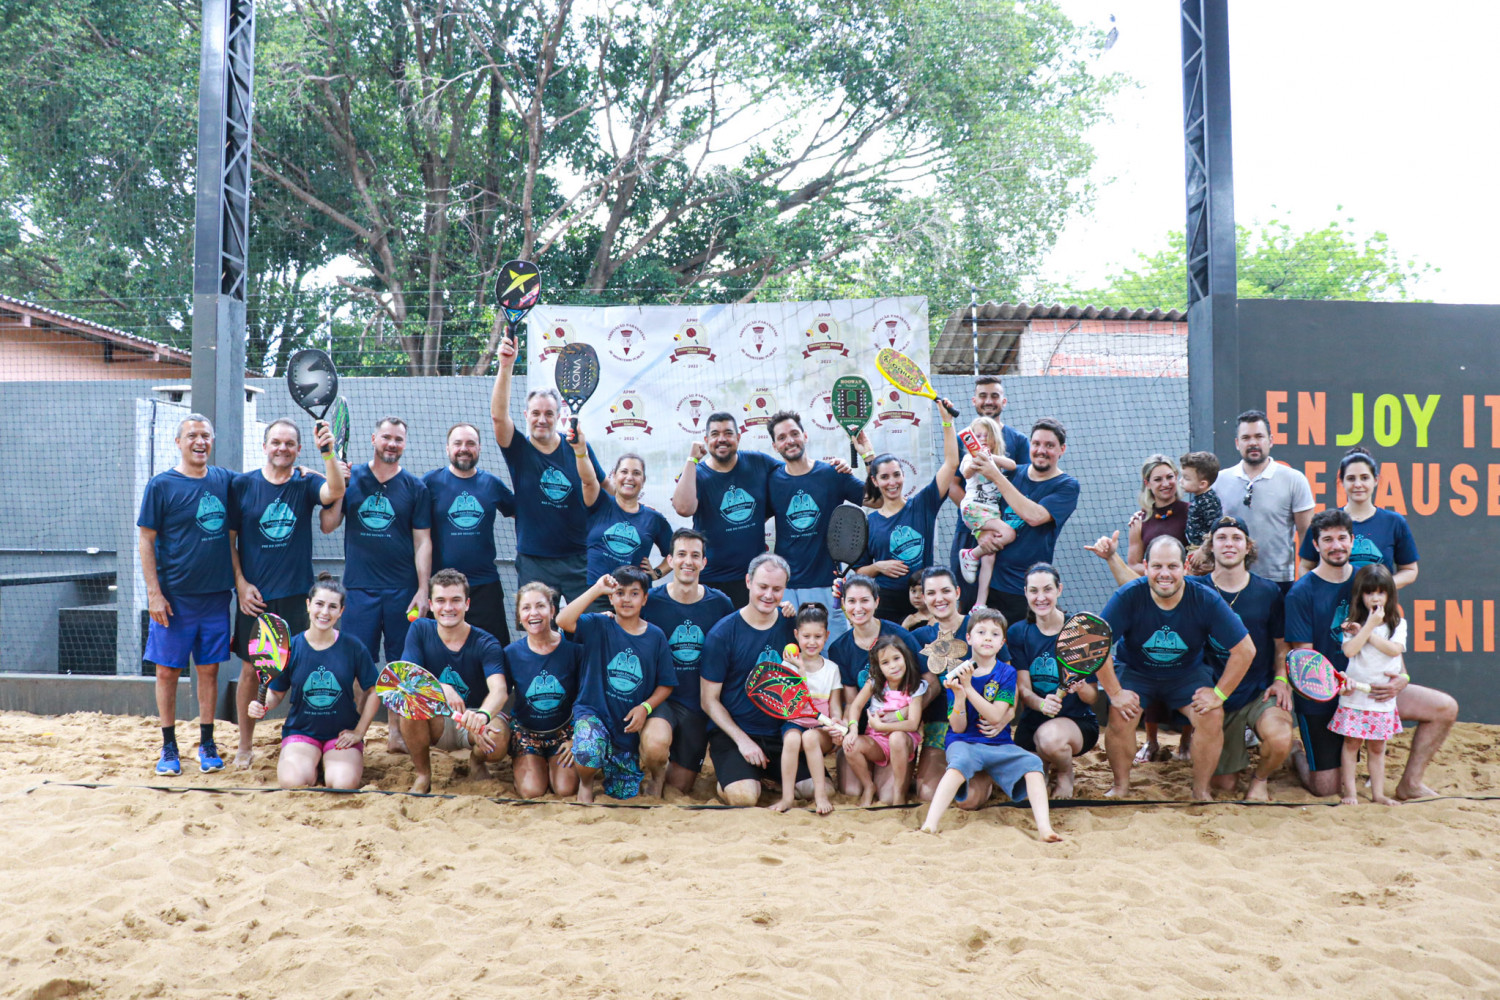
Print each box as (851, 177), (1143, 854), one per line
(1328, 706), (1403, 741)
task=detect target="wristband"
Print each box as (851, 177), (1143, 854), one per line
(689, 456), (700, 465)
(1213, 686), (1228, 702)
(573, 449), (586, 457)
(861, 452), (876, 464)
(941, 421), (953, 428)
(1273, 675), (1288, 684)
(475, 709), (491, 724)
(640, 701), (653, 715)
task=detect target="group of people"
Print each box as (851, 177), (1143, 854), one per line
(136, 334), (1458, 839)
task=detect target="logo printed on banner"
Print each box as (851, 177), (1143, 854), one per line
(803, 315), (850, 363)
(808, 388), (837, 431)
(607, 323), (647, 362)
(890, 455), (920, 500)
(676, 394), (716, 434)
(669, 318), (716, 368)
(741, 389), (778, 433)
(606, 390), (654, 439)
(872, 388), (920, 430)
(872, 313), (914, 353)
(739, 319), (780, 360)
(538, 318), (576, 361)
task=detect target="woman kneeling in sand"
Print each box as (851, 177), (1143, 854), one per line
(503, 582), (582, 799)
(248, 575), (380, 790)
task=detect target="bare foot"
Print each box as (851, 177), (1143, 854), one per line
(409, 773), (432, 794)
(468, 751), (493, 779)
(1339, 793), (1358, 805)
(769, 796), (794, 813)
(1373, 794), (1401, 806)
(387, 730), (409, 755)
(814, 791), (834, 815)
(1190, 788), (1213, 803)
(1394, 782), (1438, 801)
(1133, 742), (1157, 765)
(233, 750), (253, 769)
(1036, 828), (1063, 843)
(1174, 735), (1193, 762)
(858, 785), (875, 807)
(1052, 772), (1075, 800)
(1105, 784), (1130, 799)
(1245, 777), (1270, 802)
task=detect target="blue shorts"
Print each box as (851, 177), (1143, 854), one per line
(945, 740), (1043, 801)
(1118, 664), (1214, 713)
(571, 713), (644, 799)
(343, 587), (417, 662)
(144, 591), (233, 671)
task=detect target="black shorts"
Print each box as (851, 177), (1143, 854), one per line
(708, 729), (810, 788)
(1013, 710), (1100, 756)
(465, 580), (511, 646)
(982, 590), (1030, 631)
(709, 577), (749, 609)
(1297, 710), (1344, 772)
(235, 594), (310, 662)
(654, 699), (709, 772)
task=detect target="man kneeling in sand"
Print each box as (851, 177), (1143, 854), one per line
(398, 570), (510, 792)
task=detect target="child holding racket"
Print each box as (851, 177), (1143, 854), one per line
(955, 417), (1018, 604)
(841, 636), (926, 806)
(1332, 564), (1408, 806)
(771, 603), (845, 815)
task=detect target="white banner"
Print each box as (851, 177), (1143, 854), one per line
(528, 297), (935, 529)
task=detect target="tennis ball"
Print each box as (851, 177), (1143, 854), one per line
(783, 643), (799, 660)
(407, 606), (420, 622)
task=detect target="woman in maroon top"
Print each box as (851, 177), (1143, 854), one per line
(1126, 454), (1188, 575)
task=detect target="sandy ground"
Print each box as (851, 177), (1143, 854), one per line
(2, 711), (1499, 1000)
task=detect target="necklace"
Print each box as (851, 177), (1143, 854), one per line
(1215, 579), (1244, 608)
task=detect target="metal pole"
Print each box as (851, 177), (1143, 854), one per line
(969, 286), (980, 376)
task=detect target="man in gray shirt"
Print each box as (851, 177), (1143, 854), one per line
(1214, 409), (1315, 589)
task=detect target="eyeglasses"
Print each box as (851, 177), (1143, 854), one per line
(1243, 480), (1255, 508)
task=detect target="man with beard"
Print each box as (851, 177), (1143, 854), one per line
(672, 413), (781, 607)
(766, 410), (868, 638)
(1214, 409), (1315, 592)
(228, 417), (346, 767)
(424, 422), (517, 644)
(1099, 535), (1255, 801)
(1285, 509), (1458, 798)
(948, 375), (1029, 608)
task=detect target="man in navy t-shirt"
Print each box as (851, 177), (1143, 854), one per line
(136, 414), (238, 777)
(1098, 535), (1254, 801)
(949, 375), (1031, 608)
(228, 416), (345, 767)
(640, 528), (735, 794)
(981, 418), (1080, 625)
(424, 422), (517, 644)
(766, 411), (865, 638)
(671, 412), (780, 608)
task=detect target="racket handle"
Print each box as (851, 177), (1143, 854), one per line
(940, 398), (959, 418)
(570, 416), (579, 439)
(818, 713), (848, 735)
(849, 437), (859, 468)
(1353, 681), (1372, 694)
(256, 680), (268, 704)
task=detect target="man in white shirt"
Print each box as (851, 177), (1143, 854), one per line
(1214, 409), (1315, 591)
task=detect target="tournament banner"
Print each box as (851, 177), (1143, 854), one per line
(527, 298), (936, 531)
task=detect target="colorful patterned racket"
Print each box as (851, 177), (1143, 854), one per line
(496, 259), (541, 338)
(746, 659), (846, 733)
(247, 612), (291, 702)
(555, 341), (600, 439)
(1055, 612), (1112, 690)
(329, 396), (350, 462)
(830, 375), (873, 467)
(1286, 648), (1371, 702)
(874, 348), (958, 417)
(286, 348), (339, 422)
(376, 661), (455, 720)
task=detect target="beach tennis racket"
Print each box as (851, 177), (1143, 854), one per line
(555, 341), (601, 440)
(875, 348), (958, 417)
(329, 396), (350, 462)
(1286, 648), (1371, 702)
(247, 612), (291, 703)
(746, 659), (846, 734)
(1055, 612), (1112, 691)
(287, 348), (339, 422)
(830, 375), (873, 467)
(375, 661), (455, 721)
(826, 503), (868, 579)
(496, 259), (541, 341)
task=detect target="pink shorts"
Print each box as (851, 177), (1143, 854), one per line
(866, 729), (919, 768)
(282, 734), (363, 754)
(1327, 707), (1403, 742)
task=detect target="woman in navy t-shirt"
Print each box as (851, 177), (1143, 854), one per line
(502, 581), (583, 798)
(250, 575), (379, 790)
(578, 444), (674, 609)
(1296, 447), (1419, 587)
(854, 395), (961, 622)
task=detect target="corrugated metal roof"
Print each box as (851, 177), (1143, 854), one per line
(933, 300), (1186, 374)
(0, 292), (191, 362)
(957, 301), (1186, 322)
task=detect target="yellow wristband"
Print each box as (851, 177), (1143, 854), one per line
(1213, 686), (1228, 702)
(640, 701), (653, 715)
(861, 452), (876, 464)
(689, 457), (699, 464)
(1274, 675), (1288, 684)
(941, 421), (953, 428)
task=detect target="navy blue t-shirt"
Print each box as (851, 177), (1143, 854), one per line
(826, 620), (922, 691)
(991, 468), (1081, 595)
(137, 467), (237, 596)
(1296, 507), (1418, 573)
(399, 618), (505, 712)
(862, 478), (945, 593)
(500, 434), (605, 558)
(1284, 570), (1355, 715)
(640, 584), (736, 712)
(502, 637), (582, 733)
(570, 613), (675, 749)
(585, 495), (673, 583)
(231, 469), (328, 601)
(343, 465), (431, 591)
(943, 660), (1019, 748)
(1007, 619), (1094, 722)
(948, 424), (1030, 568)
(700, 610), (797, 738)
(424, 468), (516, 586)
(269, 633), (378, 741)
(1191, 573), (1285, 711)
(769, 463), (864, 587)
(1101, 576), (1249, 676)
(692, 450), (780, 584)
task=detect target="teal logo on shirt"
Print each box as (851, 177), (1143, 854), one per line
(669, 622), (705, 665)
(1350, 535), (1383, 568)
(786, 490), (820, 532)
(258, 499), (296, 542)
(540, 467), (572, 503)
(1001, 503), (1024, 530)
(606, 650), (644, 694)
(357, 493), (396, 532)
(525, 672), (565, 714)
(1142, 626), (1188, 667)
(439, 665), (471, 702)
(890, 525), (924, 565)
(302, 666), (340, 710)
(603, 522), (642, 557)
(1030, 653), (1060, 694)
(720, 486), (755, 524)
(1328, 599), (1350, 645)
(196, 493), (226, 534)
(447, 492), (485, 530)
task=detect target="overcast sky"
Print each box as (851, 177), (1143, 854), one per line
(1043, 0), (1500, 304)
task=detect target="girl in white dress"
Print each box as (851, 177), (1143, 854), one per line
(1333, 564), (1407, 806)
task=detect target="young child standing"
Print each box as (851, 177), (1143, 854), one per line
(956, 417), (1018, 602)
(772, 603), (845, 815)
(841, 636), (927, 806)
(1332, 564), (1407, 806)
(901, 579), (933, 632)
(920, 607), (1059, 841)
(1178, 451), (1223, 549)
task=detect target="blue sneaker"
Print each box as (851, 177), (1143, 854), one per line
(156, 745), (181, 776)
(198, 744), (224, 774)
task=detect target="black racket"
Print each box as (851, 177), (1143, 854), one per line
(496, 259), (541, 341)
(826, 503), (868, 579)
(831, 375), (873, 468)
(555, 342), (600, 440)
(286, 349), (339, 421)
(1055, 612), (1113, 691)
